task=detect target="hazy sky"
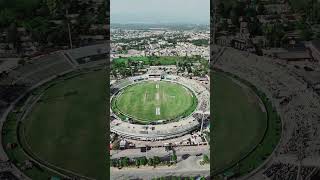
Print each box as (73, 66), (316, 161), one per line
(111, 0), (209, 24)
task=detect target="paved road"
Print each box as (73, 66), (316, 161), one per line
(111, 145), (210, 180)
(111, 156), (209, 180)
(111, 145), (209, 159)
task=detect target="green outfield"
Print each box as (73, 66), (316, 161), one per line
(212, 72), (268, 175)
(113, 81), (197, 122)
(21, 70), (107, 180)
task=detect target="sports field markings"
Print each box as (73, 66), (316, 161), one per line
(155, 83), (161, 115)
(156, 83), (160, 101)
(155, 107), (160, 115)
(144, 91), (147, 103)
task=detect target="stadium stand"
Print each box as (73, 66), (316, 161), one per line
(110, 73), (210, 140)
(0, 46), (107, 178)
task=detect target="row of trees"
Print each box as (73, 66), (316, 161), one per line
(111, 155), (177, 169)
(262, 20), (314, 48)
(111, 56), (209, 79)
(289, 0), (320, 24)
(177, 56), (208, 76)
(190, 39), (209, 46)
(2, 0), (106, 52)
(217, 0), (317, 48)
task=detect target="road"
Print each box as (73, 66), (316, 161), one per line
(111, 145), (209, 159)
(111, 145), (210, 180)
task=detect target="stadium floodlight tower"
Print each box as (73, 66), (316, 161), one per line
(200, 111), (210, 134)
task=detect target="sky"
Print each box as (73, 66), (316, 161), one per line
(111, 0), (210, 25)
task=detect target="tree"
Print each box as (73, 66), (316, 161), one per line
(112, 69), (117, 78)
(22, 17), (50, 44)
(300, 28), (314, 41)
(249, 18), (263, 36)
(46, 0), (59, 16)
(18, 59), (26, 66)
(0, 9), (15, 27)
(171, 154), (177, 163)
(7, 23), (17, 46)
(296, 20), (313, 41)
(263, 22), (285, 47)
(245, 8), (257, 18)
(139, 157), (147, 166)
(230, 2), (246, 27)
(135, 159), (140, 167)
(148, 158), (154, 166)
(257, 4), (266, 15)
(153, 156), (161, 165)
(118, 159), (122, 167)
(220, 19), (229, 32)
(203, 154), (210, 163)
(111, 159), (118, 167)
(121, 157), (129, 167)
(187, 66), (192, 74)
(217, 3), (226, 17)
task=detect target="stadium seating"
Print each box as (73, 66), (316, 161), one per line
(110, 73), (210, 140)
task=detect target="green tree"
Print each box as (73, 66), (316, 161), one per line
(148, 158), (154, 166)
(171, 154), (177, 163)
(300, 28), (314, 41)
(18, 59), (26, 66)
(6, 23), (17, 46)
(121, 157), (129, 167)
(0, 9), (15, 27)
(203, 154), (209, 163)
(135, 159), (140, 167)
(249, 18), (263, 36)
(296, 20), (313, 41)
(217, 3), (225, 17)
(140, 157), (147, 166)
(111, 159), (118, 167)
(112, 69), (117, 78)
(22, 17), (50, 44)
(245, 8), (257, 17)
(257, 4), (266, 15)
(46, 0), (60, 15)
(118, 159), (122, 167)
(153, 156), (161, 165)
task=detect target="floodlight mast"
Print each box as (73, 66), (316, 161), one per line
(66, 9), (73, 49)
(200, 111), (204, 134)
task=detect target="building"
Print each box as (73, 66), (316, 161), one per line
(147, 67), (164, 81)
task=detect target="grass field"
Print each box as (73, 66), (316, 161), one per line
(2, 113), (62, 180)
(113, 81), (197, 122)
(22, 70), (107, 180)
(212, 72), (268, 174)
